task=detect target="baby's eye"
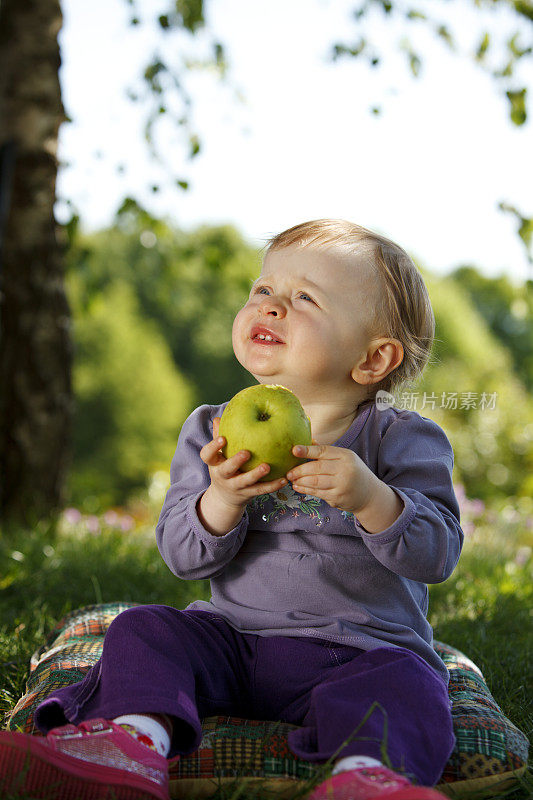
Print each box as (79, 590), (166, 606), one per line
(297, 292), (315, 303)
(254, 286), (270, 296)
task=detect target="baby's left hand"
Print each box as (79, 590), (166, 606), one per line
(286, 444), (377, 515)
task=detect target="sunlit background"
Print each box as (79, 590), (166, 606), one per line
(57, 0), (532, 283)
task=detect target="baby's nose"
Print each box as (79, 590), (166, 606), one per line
(260, 296), (285, 316)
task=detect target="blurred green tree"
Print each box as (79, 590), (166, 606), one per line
(408, 269), (533, 502)
(67, 200), (260, 407)
(448, 267), (532, 391)
(64, 208), (263, 507)
(67, 277), (193, 509)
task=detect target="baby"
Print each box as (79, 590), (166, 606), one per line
(1, 220), (463, 800)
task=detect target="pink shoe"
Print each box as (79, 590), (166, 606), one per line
(0, 718), (171, 800)
(307, 765), (447, 800)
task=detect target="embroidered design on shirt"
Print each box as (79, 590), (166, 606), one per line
(247, 484), (356, 526)
(248, 484), (321, 522)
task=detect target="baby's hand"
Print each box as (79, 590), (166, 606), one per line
(286, 444), (376, 515)
(198, 417), (288, 534)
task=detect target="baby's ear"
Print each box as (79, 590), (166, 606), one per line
(352, 340), (403, 385)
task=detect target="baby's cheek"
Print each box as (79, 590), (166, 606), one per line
(232, 305), (244, 330)
(231, 308), (247, 354)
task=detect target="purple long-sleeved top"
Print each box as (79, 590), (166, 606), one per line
(156, 398), (463, 682)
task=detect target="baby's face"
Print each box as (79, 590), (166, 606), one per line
(232, 244), (381, 402)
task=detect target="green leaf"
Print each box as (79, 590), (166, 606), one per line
(410, 52), (421, 76)
(514, 0), (533, 23)
(189, 134), (201, 158)
(518, 217), (533, 262)
(496, 59), (514, 78)
(507, 32), (532, 59)
(436, 25), (454, 49)
(213, 41), (225, 67)
(499, 202), (533, 262)
(144, 60), (166, 84)
(331, 39), (366, 60)
(176, 0), (205, 32)
(353, 2), (370, 22)
(406, 9), (427, 21)
(399, 37), (422, 77)
(506, 87), (527, 125)
(476, 32), (490, 62)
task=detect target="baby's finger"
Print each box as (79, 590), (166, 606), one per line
(218, 449), (253, 477)
(231, 465), (288, 495)
(253, 474), (288, 494)
(230, 461), (271, 486)
(200, 436), (225, 465)
(292, 444), (335, 460)
(212, 416), (221, 440)
(292, 475), (334, 493)
(287, 459), (333, 483)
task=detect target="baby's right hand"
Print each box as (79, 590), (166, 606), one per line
(200, 417), (287, 508)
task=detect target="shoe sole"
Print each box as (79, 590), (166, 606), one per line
(0, 731), (169, 800)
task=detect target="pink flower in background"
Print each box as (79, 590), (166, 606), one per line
(468, 499), (485, 517)
(103, 510), (119, 527)
(100, 509), (134, 531)
(85, 515), (100, 534)
(119, 515), (134, 531)
(63, 508), (82, 525)
(453, 483), (487, 529)
(453, 483), (466, 503)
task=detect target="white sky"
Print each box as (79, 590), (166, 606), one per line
(57, 0), (533, 285)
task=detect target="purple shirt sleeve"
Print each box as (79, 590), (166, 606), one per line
(155, 404), (249, 580)
(355, 413), (463, 584)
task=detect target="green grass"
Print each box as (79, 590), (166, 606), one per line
(1, 492), (531, 799)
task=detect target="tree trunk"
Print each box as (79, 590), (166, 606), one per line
(0, 0), (72, 525)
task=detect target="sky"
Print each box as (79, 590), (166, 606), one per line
(57, 0), (533, 285)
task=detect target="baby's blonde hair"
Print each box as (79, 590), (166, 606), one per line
(266, 219), (435, 398)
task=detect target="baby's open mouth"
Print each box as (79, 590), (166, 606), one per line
(253, 333), (282, 343)
(250, 326), (284, 344)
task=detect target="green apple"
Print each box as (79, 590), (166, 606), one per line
(219, 384), (312, 481)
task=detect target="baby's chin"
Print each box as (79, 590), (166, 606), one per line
(243, 360), (287, 387)
(233, 341), (277, 374)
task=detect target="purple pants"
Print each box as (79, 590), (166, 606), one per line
(35, 606), (454, 786)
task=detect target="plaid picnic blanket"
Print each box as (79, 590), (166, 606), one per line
(4, 602), (529, 798)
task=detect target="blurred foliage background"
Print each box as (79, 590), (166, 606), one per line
(62, 200), (532, 513)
